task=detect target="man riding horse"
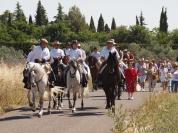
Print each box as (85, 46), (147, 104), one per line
(23, 38), (50, 89)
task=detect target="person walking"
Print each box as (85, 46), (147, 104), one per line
(125, 61), (137, 100)
(159, 63), (169, 92)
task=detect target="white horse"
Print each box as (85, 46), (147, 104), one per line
(25, 62), (52, 117)
(67, 60), (90, 113)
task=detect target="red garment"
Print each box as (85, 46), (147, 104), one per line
(125, 67), (137, 93)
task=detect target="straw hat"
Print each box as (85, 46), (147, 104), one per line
(107, 39), (116, 45)
(41, 38), (48, 44)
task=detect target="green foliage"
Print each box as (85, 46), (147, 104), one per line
(111, 18), (116, 30)
(35, 0), (48, 26)
(97, 14), (105, 32)
(128, 25), (151, 44)
(89, 16), (96, 32)
(105, 24), (110, 32)
(54, 3), (64, 23)
(139, 11), (146, 26)
(136, 16), (139, 25)
(14, 2), (27, 23)
(67, 6), (88, 33)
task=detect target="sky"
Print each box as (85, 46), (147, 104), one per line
(0, 0), (177, 30)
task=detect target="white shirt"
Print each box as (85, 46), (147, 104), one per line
(91, 51), (101, 60)
(172, 70), (178, 81)
(79, 48), (86, 61)
(63, 48), (71, 56)
(50, 48), (64, 58)
(27, 45), (50, 62)
(159, 67), (168, 82)
(100, 47), (120, 60)
(67, 48), (82, 60)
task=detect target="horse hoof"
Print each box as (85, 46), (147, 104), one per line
(69, 105), (72, 109)
(32, 108), (36, 112)
(29, 103), (33, 107)
(37, 113), (42, 118)
(57, 106), (62, 110)
(47, 111), (51, 115)
(72, 108), (76, 113)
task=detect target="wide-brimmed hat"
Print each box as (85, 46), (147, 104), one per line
(41, 38), (48, 44)
(72, 40), (78, 44)
(107, 39), (116, 45)
(52, 41), (61, 45)
(77, 43), (81, 47)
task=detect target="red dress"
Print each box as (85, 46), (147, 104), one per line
(125, 67), (137, 93)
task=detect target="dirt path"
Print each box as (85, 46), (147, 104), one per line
(0, 86), (160, 133)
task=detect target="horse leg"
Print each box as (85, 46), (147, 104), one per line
(57, 94), (62, 110)
(31, 88), (36, 112)
(111, 86), (116, 113)
(38, 93), (44, 118)
(60, 93), (64, 107)
(67, 90), (72, 108)
(53, 93), (57, 109)
(103, 87), (110, 109)
(27, 90), (33, 107)
(47, 87), (52, 115)
(72, 93), (77, 113)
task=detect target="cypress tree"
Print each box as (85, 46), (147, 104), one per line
(54, 3), (64, 23)
(89, 16), (96, 32)
(139, 11), (145, 26)
(159, 7), (168, 33)
(14, 2), (26, 22)
(29, 15), (33, 24)
(136, 15), (139, 25)
(97, 14), (104, 32)
(111, 18), (116, 30)
(105, 24), (110, 32)
(7, 13), (12, 26)
(35, 0), (48, 26)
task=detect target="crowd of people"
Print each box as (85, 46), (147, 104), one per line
(24, 38), (178, 100)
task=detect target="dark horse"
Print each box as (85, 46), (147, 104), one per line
(50, 58), (66, 109)
(87, 56), (101, 90)
(100, 52), (119, 112)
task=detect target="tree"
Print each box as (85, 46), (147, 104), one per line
(136, 15), (139, 25)
(35, 0), (48, 26)
(97, 14), (104, 32)
(0, 10), (13, 25)
(54, 3), (64, 23)
(105, 24), (110, 32)
(14, 2), (26, 22)
(67, 6), (87, 33)
(29, 15), (33, 24)
(7, 13), (12, 26)
(111, 18), (116, 30)
(89, 16), (96, 32)
(139, 11), (146, 26)
(159, 7), (168, 33)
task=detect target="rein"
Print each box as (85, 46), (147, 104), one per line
(69, 66), (77, 78)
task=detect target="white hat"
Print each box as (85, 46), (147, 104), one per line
(107, 39), (116, 45)
(77, 43), (81, 47)
(52, 41), (61, 45)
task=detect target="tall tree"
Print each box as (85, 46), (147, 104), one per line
(14, 2), (26, 22)
(29, 15), (33, 24)
(136, 15), (139, 25)
(97, 14), (104, 32)
(35, 0), (48, 26)
(111, 18), (116, 30)
(54, 3), (64, 23)
(105, 24), (110, 32)
(0, 10), (13, 25)
(159, 7), (168, 33)
(68, 5), (87, 32)
(139, 11), (145, 26)
(8, 13), (12, 26)
(89, 16), (96, 32)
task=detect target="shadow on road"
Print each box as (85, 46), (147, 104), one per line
(69, 111), (105, 117)
(0, 115), (31, 121)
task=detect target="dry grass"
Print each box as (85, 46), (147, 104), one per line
(111, 93), (178, 133)
(0, 61), (27, 113)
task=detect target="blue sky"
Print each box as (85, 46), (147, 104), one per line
(0, 0), (177, 30)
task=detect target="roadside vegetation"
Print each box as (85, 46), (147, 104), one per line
(110, 93), (178, 133)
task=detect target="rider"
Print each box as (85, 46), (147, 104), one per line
(27, 38), (50, 63)
(96, 39), (120, 86)
(91, 47), (101, 60)
(24, 38), (50, 89)
(50, 41), (65, 63)
(67, 40), (88, 87)
(63, 42), (71, 56)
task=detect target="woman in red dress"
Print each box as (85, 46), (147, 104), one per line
(125, 61), (137, 100)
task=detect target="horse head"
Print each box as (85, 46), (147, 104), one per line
(107, 52), (118, 74)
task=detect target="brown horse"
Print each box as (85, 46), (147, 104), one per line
(87, 56), (101, 90)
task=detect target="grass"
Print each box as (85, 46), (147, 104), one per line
(0, 60), (27, 113)
(110, 93), (178, 133)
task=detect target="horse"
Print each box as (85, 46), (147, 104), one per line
(88, 56), (101, 90)
(100, 52), (119, 112)
(25, 62), (52, 117)
(66, 59), (89, 113)
(50, 58), (66, 109)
